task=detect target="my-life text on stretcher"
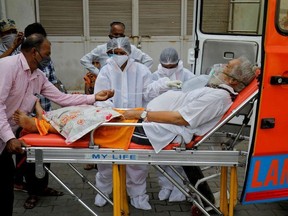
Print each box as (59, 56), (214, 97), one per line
(20, 76), (259, 216)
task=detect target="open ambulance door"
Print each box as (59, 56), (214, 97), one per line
(241, 0), (288, 204)
(188, 0), (263, 75)
(188, 0), (264, 127)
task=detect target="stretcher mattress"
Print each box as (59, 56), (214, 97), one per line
(20, 133), (193, 149)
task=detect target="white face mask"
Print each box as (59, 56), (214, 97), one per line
(1, 33), (16, 48)
(112, 55), (128, 67)
(160, 66), (178, 77)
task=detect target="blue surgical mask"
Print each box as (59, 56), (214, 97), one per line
(37, 56), (51, 69)
(35, 48), (51, 69)
(1, 33), (16, 48)
(107, 53), (115, 58)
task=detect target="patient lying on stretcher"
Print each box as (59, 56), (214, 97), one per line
(15, 56), (256, 205)
(15, 56), (256, 150)
(122, 56), (257, 202)
(124, 56), (257, 152)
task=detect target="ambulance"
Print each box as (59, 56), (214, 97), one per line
(1, 0), (288, 214)
(190, 0), (288, 209)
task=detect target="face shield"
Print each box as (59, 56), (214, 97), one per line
(207, 64), (227, 86)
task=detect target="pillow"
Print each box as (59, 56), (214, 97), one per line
(43, 105), (122, 144)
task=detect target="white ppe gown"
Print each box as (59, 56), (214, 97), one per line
(147, 61), (195, 201)
(93, 58), (155, 210)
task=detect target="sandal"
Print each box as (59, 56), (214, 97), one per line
(83, 164), (95, 170)
(24, 195), (39, 209)
(42, 187), (64, 196)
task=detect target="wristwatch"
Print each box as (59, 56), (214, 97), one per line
(140, 111), (148, 120)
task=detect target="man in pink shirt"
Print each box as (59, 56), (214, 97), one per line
(0, 33), (114, 216)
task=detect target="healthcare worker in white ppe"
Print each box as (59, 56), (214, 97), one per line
(147, 47), (195, 202)
(93, 37), (158, 210)
(146, 47), (195, 98)
(80, 21), (153, 75)
(153, 47), (194, 83)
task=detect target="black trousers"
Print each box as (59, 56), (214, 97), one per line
(15, 128), (50, 196)
(25, 161), (50, 196)
(15, 153), (50, 195)
(131, 125), (152, 145)
(0, 150), (15, 216)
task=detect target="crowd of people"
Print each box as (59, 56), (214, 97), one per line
(0, 18), (257, 216)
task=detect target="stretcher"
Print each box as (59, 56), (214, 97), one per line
(20, 76), (259, 216)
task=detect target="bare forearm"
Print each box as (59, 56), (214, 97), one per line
(0, 47), (16, 58)
(147, 111), (188, 125)
(123, 110), (189, 126)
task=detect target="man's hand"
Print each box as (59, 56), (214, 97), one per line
(12, 32), (24, 49)
(6, 138), (27, 154)
(95, 89), (114, 101)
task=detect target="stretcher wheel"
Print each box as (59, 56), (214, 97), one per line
(191, 204), (203, 216)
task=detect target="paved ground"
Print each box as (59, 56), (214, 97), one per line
(12, 162), (288, 216)
(12, 137), (288, 216)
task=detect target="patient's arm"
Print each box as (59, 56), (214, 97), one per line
(123, 110), (189, 126)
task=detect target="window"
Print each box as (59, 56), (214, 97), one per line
(201, 0), (263, 35)
(187, 0), (194, 35)
(277, 0), (288, 34)
(139, 0), (181, 36)
(39, 0), (83, 36)
(39, 0), (193, 37)
(89, 0), (132, 36)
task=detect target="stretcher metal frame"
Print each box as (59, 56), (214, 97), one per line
(24, 79), (259, 216)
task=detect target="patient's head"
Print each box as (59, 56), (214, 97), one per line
(207, 56), (256, 92)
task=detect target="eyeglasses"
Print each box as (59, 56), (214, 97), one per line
(109, 34), (125, 39)
(161, 62), (178, 69)
(107, 50), (127, 56)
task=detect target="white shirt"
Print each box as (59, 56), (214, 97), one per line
(80, 43), (153, 75)
(143, 86), (233, 153)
